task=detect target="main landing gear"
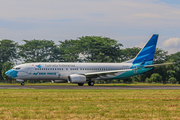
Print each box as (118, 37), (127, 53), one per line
(77, 81), (94, 86)
(88, 81), (94, 86)
(21, 82), (25, 86)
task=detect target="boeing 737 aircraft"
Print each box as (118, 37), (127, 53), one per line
(5, 34), (172, 86)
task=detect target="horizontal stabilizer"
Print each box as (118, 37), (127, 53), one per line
(144, 62), (174, 68)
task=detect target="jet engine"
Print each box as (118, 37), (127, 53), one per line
(68, 74), (86, 83)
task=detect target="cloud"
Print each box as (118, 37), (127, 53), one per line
(162, 37), (180, 54)
(133, 13), (161, 18)
(135, 42), (145, 48)
(0, 0), (180, 26)
(168, 48), (180, 54)
(163, 38), (180, 48)
(0, 0), (180, 51)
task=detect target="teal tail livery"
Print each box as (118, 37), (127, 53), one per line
(5, 34), (173, 86)
(133, 34), (158, 66)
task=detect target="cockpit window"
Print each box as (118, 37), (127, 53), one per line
(12, 67), (21, 70)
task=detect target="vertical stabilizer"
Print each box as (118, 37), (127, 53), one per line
(133, 34), (159, 65)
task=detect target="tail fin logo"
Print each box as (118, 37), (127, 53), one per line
(36, 65), (42, 68)
(133, 34), (158, 65)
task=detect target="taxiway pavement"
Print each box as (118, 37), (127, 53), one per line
(0, 85), (180, 89)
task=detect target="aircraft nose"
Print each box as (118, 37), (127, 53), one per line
(5, 70), (12, 77)
(5, 69), (18, 78)
(5, 70), (11, 76)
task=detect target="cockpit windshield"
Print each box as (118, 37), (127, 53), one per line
(12, 67), (21, 70)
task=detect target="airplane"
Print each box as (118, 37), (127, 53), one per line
(5, 34), (173, 86)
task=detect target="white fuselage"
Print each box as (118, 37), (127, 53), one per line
(6, 62), (151, 81)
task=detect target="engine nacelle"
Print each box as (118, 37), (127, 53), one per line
(69, 74), (86, 83)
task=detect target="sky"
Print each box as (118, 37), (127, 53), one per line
(0, 0), (180, 54)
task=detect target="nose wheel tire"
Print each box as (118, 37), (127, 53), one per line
(21, 82), (25, 86)
(88, 81), (94, 86)
(78, 83), (84, 86)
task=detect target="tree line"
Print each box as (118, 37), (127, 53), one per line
(0, 36), (180, 83)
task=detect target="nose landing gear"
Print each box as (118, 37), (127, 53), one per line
(21, 82), (25, 86)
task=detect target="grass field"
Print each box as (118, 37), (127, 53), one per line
(0, 89), (180, 119)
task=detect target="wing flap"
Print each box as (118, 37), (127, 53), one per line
(84, 69), (133, 76)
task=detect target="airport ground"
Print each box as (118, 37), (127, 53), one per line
(1, 82), (180, 86)
(0, 88), (180, 119)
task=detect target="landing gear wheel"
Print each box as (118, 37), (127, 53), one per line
(21, 82), (25, 86)
(88, 81), (94, 86)
(78, 83), (84, 86)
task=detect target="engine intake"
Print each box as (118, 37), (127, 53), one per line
(68, 74), (86, 83)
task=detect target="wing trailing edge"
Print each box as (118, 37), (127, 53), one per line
(84, 69), (133, 76)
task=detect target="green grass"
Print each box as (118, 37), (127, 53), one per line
(0, 89), (180, 119)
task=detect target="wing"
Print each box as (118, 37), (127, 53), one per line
(84, 69), (133, 76)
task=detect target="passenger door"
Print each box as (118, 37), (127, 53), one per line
(27, 67), (32, 79)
